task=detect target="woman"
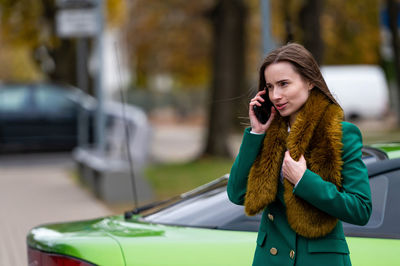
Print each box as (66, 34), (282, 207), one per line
(227, 43), (372, 266)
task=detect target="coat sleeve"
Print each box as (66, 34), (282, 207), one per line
(227, 128), (265, 205)
(293, 122), (372, 225)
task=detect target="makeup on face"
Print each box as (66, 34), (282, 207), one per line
(264, 62), (312, 124)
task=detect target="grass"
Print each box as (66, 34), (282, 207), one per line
(361, 129), (400, 145)
(144, 156), (234, 200)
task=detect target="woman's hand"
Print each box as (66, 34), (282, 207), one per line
(282, 151), (307, 185)
(249, 89), (276, 134)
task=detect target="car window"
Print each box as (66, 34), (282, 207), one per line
(35, 85), (77, 115)
(343, 175), (388, 229)
(143, 186), (249, 229)
(0, 85), (31, 112)
(343, 169), (400, 239)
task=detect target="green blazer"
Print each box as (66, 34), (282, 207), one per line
(227, 122), (372, 266)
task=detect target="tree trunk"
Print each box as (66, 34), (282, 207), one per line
(203, 0), (246, 157)
(283, 0), (294, 43)
(47, 40), (78, 86)
(387, 0), (400, 126)
(36, 0), (82, 89)
(299, 0), (324, 64)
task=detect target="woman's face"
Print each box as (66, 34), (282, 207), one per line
(264, 61), (313, 125)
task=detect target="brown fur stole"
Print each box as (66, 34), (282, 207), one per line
(244, 89), (344, 238)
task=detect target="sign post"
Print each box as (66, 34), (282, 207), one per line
(56, 0), (105, 153)
(260, 0), (276, 55)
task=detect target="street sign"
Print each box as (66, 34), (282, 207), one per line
(56, 8), (98, 38)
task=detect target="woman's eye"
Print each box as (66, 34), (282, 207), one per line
(280, 81), (288, 86)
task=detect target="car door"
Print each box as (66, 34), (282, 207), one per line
(343, 159), (400, 265)
(0, 84), (39, 150)
(33, 84), (79, 149)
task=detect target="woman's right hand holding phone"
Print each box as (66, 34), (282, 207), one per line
(249, 90), (276, 134)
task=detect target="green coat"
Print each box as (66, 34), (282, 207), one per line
(227, 122), (372, 266)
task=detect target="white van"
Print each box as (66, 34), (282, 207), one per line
(321, 65), (389, 120)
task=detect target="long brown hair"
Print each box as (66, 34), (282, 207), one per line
(258, 43), (341, 108)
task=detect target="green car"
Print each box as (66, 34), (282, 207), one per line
(27, 145), (400, 266)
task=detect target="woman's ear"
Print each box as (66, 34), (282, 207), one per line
(308, 83), (314, 91)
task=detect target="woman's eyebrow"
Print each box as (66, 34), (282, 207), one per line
(277, 78), (290, 83)
(267, 78), (290, 84)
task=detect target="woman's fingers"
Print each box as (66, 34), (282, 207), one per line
(249, 89), (270, 134)
(282, 152), (307, 185)
(250, 94), (266, 106)
(250, 100), (262, 107)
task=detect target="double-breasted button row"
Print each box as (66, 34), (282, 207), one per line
(267, 213), (274, 221)
(269, 247), (295, 259)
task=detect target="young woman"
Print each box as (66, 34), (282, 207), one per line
(227, 43), (372, 266)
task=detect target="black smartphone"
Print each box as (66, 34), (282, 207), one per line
(253, 93), (272, 124)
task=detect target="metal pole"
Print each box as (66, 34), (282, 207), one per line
(95, 0), (106, 153)
(260, 0), (276, 55)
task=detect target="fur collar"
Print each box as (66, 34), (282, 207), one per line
(244, 89), (344, 238)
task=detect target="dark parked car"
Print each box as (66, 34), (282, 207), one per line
(27, 144), (400, 265)
(0, 83), (94, 152)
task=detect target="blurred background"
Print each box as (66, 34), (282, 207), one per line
(1, 0), (400, 263)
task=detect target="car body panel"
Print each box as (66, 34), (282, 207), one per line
(28, 215), (400, 266)
(28, 216), (255, 266)
(27, 218), (125, 266)
(370, 143), (400, 159)
(321, 65), (389, 119)
(114, 220), (255, 266)
(346, 237), (399, 265)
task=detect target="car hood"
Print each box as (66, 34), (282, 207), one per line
(370, 143), (400, 159)
(27, 215), (256, 266)
(27, 217), (127, 266)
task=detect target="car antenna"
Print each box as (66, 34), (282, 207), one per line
(114, 42), (139, 219)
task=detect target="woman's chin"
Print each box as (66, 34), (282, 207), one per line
(277, 110), (289, 117)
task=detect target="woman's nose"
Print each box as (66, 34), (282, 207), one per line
(269, 89), (282, 101)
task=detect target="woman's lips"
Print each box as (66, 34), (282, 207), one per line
(275, 103), (288, 110)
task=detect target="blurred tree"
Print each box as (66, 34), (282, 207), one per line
(125, 1), (214, 89)
(322, 0), (380, 64)
(270, 0), (381, 65)
(0, 0), (125, 90)
(202, 0), (247, 157)
(298, 0), (323, 64)
(125, 0), (260, 158)
(386, 0), (400, 125)
(0, 0), (43, 81)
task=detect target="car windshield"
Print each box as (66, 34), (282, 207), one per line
(0, 85), (31, 113)
(142, 180), (261, 232)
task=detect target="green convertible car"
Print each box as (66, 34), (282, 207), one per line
(27, 144), (400, 266)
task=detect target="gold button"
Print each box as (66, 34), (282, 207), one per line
(290, 250), (295, 259)
(270, 247), (278, 255)
(267, 213), (274, 221)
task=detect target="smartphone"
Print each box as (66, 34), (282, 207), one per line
(253, 93), (272, 124)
